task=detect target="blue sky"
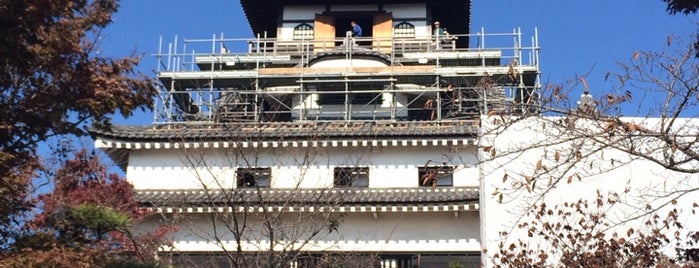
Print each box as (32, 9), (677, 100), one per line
(101, 0), (697, 125)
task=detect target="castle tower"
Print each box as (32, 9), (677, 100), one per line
(92, 1), (540, 266)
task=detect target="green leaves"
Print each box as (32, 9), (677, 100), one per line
(69, 203), (130, 233)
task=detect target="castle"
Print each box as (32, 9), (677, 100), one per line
(92, 0), (549, 267)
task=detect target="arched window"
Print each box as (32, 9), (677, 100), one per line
(394, 21), (415, 38)
(293, 23), (314, 40)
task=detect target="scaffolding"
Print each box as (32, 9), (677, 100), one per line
(152, 27), (541, 125)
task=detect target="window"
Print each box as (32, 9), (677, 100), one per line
(418, 166), (454, 187)
(333, 167), (369, 187)
(315, 83), (384, 105)
(393, 21), (415, 38)
(293, 23), (314, 40)
(318, 93), (383, 105)
(419, 253), (480, 267)
(236, 167), (271, 188)
(351, 93), (383, 105)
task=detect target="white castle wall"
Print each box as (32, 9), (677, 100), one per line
(143, 211), (480, 252)
(282, 5), (325, 21)
(279, 5), (325, 40)
(384, 3), (430, 38)
(290, 94), (409, 120)
(479, 116), (699, 267)
(126, 145), (479, 190)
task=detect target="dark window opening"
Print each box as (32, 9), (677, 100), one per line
(236, 167), (271, 188)
(351, 92), (383, 105)
(333, 16), (373, 38)
(418, 166), (454, 187)
(334, 167), (369, 187)
(318, 93), (383, 105)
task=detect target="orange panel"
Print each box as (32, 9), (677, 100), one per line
(314, 14), (335, 52)
(372, 12), (393, 53)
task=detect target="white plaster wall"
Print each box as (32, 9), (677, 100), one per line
(155, 211), (480, 252)
(283, 5), (325, 21)
(479, 116), (699, 267)
(310, 58), (388, 68)
(127, 149), (234, 189)
(291, 93), (409, 120)
(362, 147), (478, 188)
(278, 26), (291, 41)
(278, 24), (300, 41)
(126, 144), (478, 190)
(279, 5), (326, 41)
(385, 4), (429, 38)
(291, 92), (318, 116)
(392, 22), (431, 39)
(384, 4), (426, 19)
(278, 23), (327, 41)
(413, 25), (431, 39)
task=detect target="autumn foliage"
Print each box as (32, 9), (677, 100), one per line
(483, 2), (699, 266)
(0, 0), (163, 266)
(2, 149), (176, 267)
(492, 192), (697, 267)
(0, 0), (156, 163)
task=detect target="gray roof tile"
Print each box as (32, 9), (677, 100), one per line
(135, 187), (479, 207)
(91, 121), (479, 142)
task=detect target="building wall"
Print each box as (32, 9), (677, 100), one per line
(479, 116), (699, 267)
(145, 211), (480, 253)
(283, 5), (326, 21)
(127, 150), (234, 189)
(126, 144), (479, 190)
(291, 93), (409, 120)
(279, 5), (325, 40)
(384, 3), (430, 38)
(278, 4), (430, 40)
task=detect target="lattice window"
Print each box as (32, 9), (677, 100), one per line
(293, 23), (314, 40)
(394, 21), (415, 38)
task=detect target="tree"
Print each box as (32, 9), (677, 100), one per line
(0, 0), (157, 245)
(151, 134), (369, 268)
(491, 192), (695, 267)
(662, 0), (699, 58)
(663, 0), (699, 15)
(480, 30), (699, 267)
(2, 149), (176, 267)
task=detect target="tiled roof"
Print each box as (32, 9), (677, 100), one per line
(90, 121), (479, 142)
(135, 187), (479, 208)
(240, 0), (471, 39)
